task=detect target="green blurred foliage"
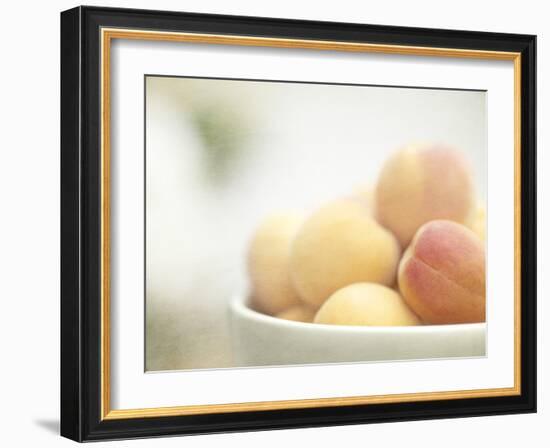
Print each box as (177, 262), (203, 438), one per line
(190, 103), (252, 186)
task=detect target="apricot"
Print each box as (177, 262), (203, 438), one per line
(248, 212), (304, 315)
(276, 305), (316, 323)
(314, 283), (420, 326)
(466, 202), (486, 241)
(290, 199), (400, 307)
(375, 144), (475, 247)
(398, 220), (486, 324)
(352, 184), (375, 213)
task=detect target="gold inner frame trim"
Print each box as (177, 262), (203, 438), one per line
(100, 27), (522, 421)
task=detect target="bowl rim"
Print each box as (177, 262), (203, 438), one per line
(230, 293), (486, 334)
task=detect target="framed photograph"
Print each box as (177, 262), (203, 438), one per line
(60, 6), (536, 442)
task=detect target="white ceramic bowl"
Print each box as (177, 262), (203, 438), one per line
(229, 294), (486, 367)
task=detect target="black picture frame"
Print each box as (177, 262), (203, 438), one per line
(61, 5), (536, 442)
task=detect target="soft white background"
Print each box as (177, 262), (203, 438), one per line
(0, 0), (546, 446)
(142, 67), (489, 373)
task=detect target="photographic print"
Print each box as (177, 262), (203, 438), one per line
(145, 76), (487, 371)
(61, 7), (536, 440)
